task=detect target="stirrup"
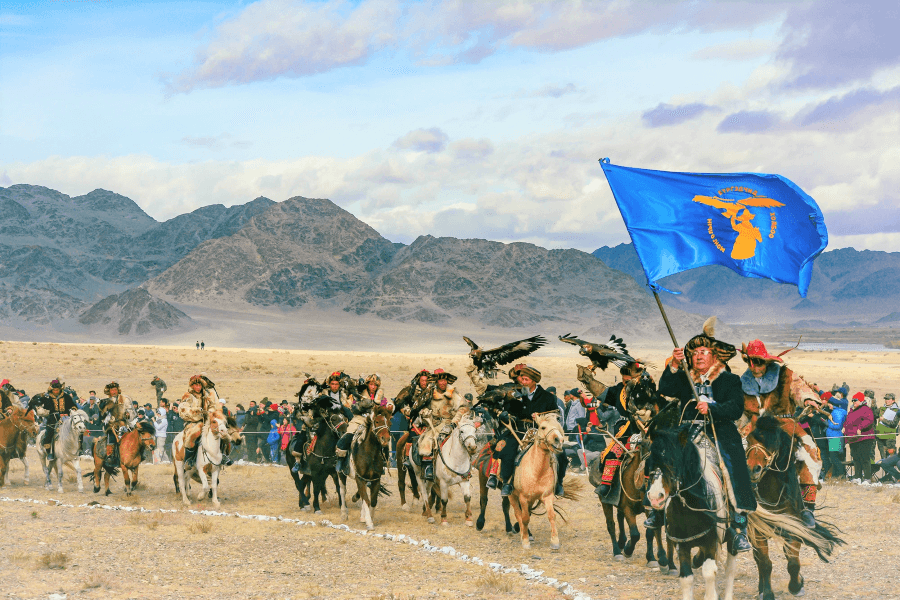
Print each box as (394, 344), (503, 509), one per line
(500, 482), (514, 497)
(800, 508), (816, 529)
(485, 474), (499, 489)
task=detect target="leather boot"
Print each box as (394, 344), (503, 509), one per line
(555, 481), (565, 496)
(183, 443), (198, 468)
(500, 482), (514, 497)
(727, 514), (752, 555)
(423, 456), (434, 481)
(45, 444), (55, 462)
(485, 474), (499, 489)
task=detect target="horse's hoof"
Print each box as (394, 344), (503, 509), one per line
(790, 588), (805, 597)
(301, 506), (312, 512)
(315, 510), (323, 515)
(105, 489), (112, 496)
(441, 521), (449, 527)
(614, 554), (625, 562)
(366, 524), (375, 531)
(647, 561), (659, 569)
(93, 487), (100, 494)
(658, 566), (668, 575)
(465, 520), (473, 527)
(521, 542), (531, 550)
(400, 503), (410, 512)
(550, 542), (561, 551)
(427, 517), (435, 524)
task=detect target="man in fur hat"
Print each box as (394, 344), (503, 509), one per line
(738, 339), (823, 528)
(30, 379), (78, 461)
(323, 372), (353, 415)
(335, 373), (390, 474)
(656, 318), (756, 554)
(496, 364), (565, 498)
(179, 375), (211, 467)
(410, 369), (468, 481)
(594, 361), (650, 497)
(99, 381), (135, 468)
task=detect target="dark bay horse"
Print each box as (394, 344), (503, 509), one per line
(88, 421), (156, 496)
(350, 405), (392, 530)
(392, 384), (422, 511)
(290, 413), (346, 515)
(746, 415), (844, 600)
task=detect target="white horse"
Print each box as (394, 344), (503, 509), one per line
(174, 411), (227, 507)
(413, 416), (479, 526)
(35, 409), (88, 493)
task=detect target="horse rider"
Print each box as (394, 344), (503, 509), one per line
(738, 339), (823, 528)
(180, 374), (211, 467)
(100, 381), (134, 467)
(323, 372), (354, 418)
(30, 379), (78, 461)
(335, 374), (391, 474)
(0, 380), (14, 415)
(495, 364), (565, 498)
(655, 322), (756, 554)
(410, 369), (467, 481)
(595, 361), (650, 497)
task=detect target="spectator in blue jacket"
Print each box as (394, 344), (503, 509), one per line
(825, 391), (848, 480)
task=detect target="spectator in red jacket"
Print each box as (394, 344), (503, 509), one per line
(844, 392), (876, 480)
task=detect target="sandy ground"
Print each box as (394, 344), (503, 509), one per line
(1, 341), (899, 600)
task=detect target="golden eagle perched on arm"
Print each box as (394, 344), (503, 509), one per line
(463, 335), (547, 375)
(559, 333), (634, 371)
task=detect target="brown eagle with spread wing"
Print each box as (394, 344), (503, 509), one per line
(463, 335), (547, 374)
(558, 333), (634, 371)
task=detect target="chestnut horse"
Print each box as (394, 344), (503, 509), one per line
(349, 405), (392, 530)
(746, 415), (844, 600)
(88, 420), (156, 496)
(507, 413), (577, 550)
(0, 406), (38, 487)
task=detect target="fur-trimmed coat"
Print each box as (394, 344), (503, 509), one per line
(179, 389), (209, 423)
(739, 363), (818, 437)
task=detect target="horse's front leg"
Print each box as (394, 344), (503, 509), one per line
(784, 538), (804, 597)
(603, 504), (622, 558)
(721, 550), (736, 600)
(195, 464), (210, 502)
(507, 492), (531, 550)
(677, 544), (695, 600)
(438, 479), (450, 526)
(209, 467), (220, 507)
(753, 532), (774, 600)
(699, 541), (719, 600)
(461, 479), (473, 527)
(55, 457), (64, 493)
(644, 527), (659, 568)
(74, 455), (84, 492)
(356, 476), (374, 531)
(545, 494), (560, 551)
(21, 457), (29, 485)
(368, 480), (379, 524)
(338, 473), (348, 521)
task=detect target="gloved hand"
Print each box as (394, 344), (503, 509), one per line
(498, 411), (512, 424)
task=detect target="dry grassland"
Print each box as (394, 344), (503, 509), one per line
(0, 341), (898, 600)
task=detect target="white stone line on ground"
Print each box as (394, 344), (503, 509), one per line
(0, 495), (593, 600)
(847, 478), (900, 489)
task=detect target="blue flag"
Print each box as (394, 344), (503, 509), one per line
(599, 159), (828, 297)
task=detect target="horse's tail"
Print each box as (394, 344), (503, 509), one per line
(559, 475), (584, 501)
(748, 507), (845, 562)
(377, 483), (392, 498)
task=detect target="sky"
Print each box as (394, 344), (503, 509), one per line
(1, 0), (898, 253)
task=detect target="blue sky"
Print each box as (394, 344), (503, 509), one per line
(2, 0), (898, 252)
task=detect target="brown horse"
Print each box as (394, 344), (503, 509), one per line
(349, 405), (392, 530)
(507, 413), (577, 550)
(746, 415), (844, 600)
(88, 421), (156, 496)
(592, 439), (666, 568)
(0, 406), (38, 487)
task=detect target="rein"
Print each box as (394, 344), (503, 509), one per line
(436, 426), (476, 478)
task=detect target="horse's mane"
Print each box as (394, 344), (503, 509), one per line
(649, 425), (703, 490)
(135, 420), (156, 436)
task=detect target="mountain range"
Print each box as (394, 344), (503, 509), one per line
(592, 244), (900, 326)
(0, 183), (895, 346)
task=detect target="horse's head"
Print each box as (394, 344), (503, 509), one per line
(70, 410), (89, 434)
(456, 417), (479, 456)
(646, 425), (693, 510)
(208, 410), (228, 439)
(225, 414), (244, 445)
(746, 415), (793, 483)
(10, 405), (38, 437)
(372, 406), (392, 448)
(136, 421), (157, 450)
(534, 412), (565, 454)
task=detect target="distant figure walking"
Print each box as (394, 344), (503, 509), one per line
(201, 340), (205, 350)
(196, 341), (200, 350)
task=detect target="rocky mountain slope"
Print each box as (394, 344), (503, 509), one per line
(0, 185), (274, 331)
(79, 287), (192, 335)
(148, 196), (703, 338)
(592, 243), (900, 325)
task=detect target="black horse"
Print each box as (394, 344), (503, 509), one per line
(286, 412), (346, 514)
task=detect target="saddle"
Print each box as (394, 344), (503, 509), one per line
(513, 428), (538, 467)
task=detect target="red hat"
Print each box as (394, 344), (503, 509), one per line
(0, 379), (8, 387)
(741, 339), (784, 364)
(852, 392), (866, 403)
(821, 391), (833, 401)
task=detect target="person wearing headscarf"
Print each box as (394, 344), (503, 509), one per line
(655, 317), (755, 554)
(844, 391), (876, 480)
(738, 339), (823, 528)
